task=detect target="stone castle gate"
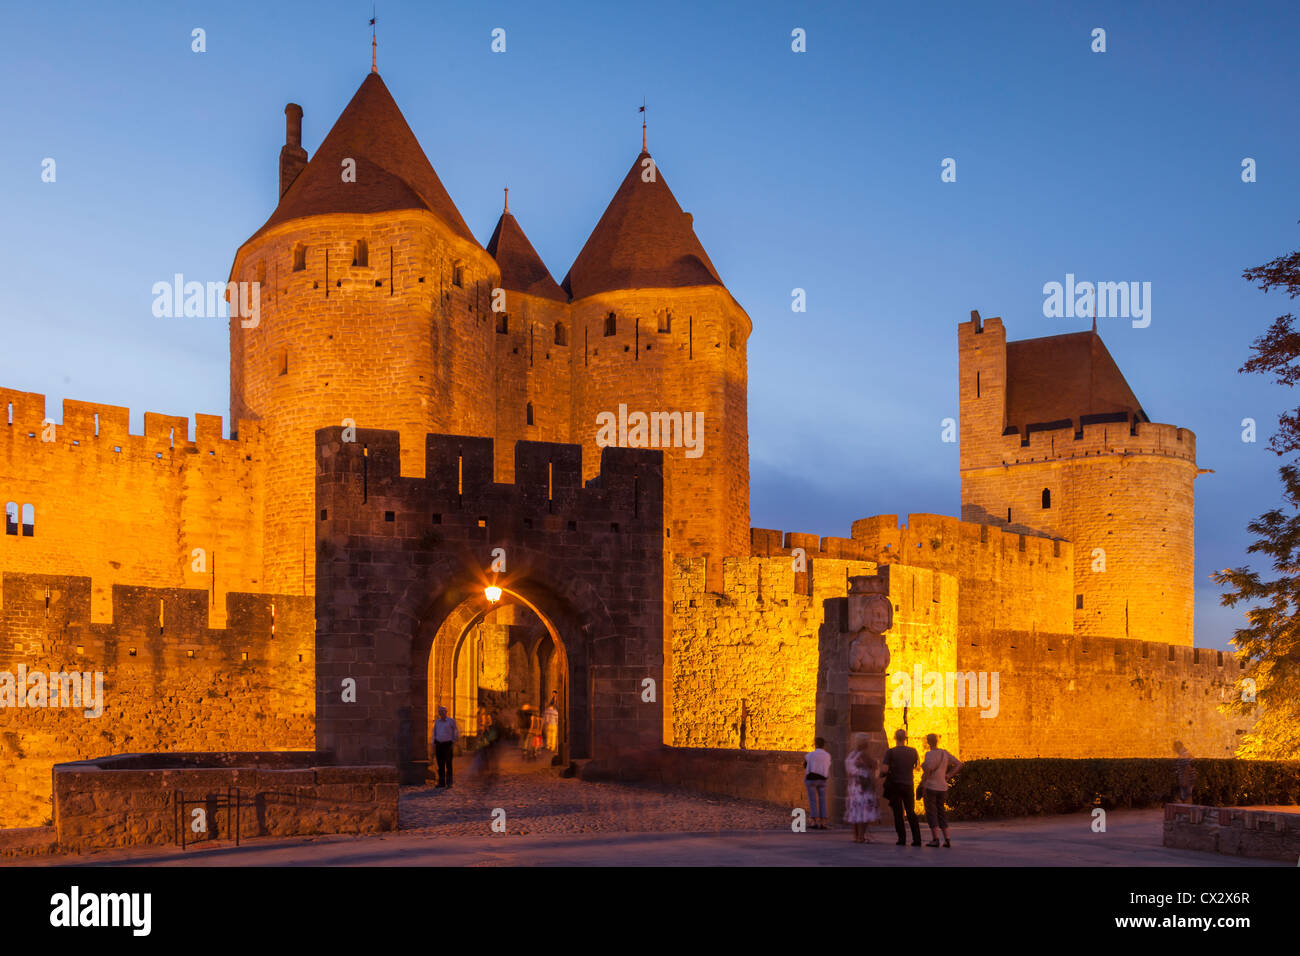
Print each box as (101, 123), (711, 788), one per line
(312, 427), (667, 780)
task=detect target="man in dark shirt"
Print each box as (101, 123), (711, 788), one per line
(881, 728), (923, 846)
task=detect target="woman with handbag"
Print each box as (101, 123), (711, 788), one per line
(843, 733), (881, 843)
(920, 733), (963, 847)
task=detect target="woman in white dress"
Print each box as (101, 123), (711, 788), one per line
(844, 733), (881, 843)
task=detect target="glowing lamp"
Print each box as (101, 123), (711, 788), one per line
(485, 585), (502, 604)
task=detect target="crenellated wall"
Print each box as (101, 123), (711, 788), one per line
(669, 551), (960, 755)
(0, 573), (314, 829)
(959, 630), (1248, 759)
(742, 516), (1250, 762)
(0, 389), (265, 625)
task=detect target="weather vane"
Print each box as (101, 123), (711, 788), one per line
(370, 4), (378, 74)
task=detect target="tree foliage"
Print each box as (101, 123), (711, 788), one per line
(1214, 230), (1300, 758)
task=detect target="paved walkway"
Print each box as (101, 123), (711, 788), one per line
(22, 809), (1282, 866)
(14, 747), (1284, 867)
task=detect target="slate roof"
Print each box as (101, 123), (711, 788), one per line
(244, 72), (477, 247)
(485, 212), (567, 302)
(1004, 330), (1149, 428)
(562, 150), (723, 300)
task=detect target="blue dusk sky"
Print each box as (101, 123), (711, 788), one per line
(2, 0), (1298, 649)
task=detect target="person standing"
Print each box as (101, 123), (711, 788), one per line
(543, 694), (560, 752)
(881, 728), (923, 846)
(432, 706), (459, 788)
(803, 737), (832, 830)
(920, 732), (962, 847)
(844, 733), (880, 843)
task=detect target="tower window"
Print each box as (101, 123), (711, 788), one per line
(292, 244), (306, 271)
(3, 502), (16, 536)
(452, 262), (464, 287)
(277, 348), (289, 375)
(20, 503), (34, 537)
(554, 322), (568, 346)
(1075, 594), (1084, 610)
(658, 311), (672, 333)
(1041, 488), (1051, 509)
(352, 239), (368, 267)
(976, 371), (981, 397)
(604, 312), (616, 336)
(497, 313), (509, 334)
(729, 329), (737, 348)
(526, 402), (534, 426)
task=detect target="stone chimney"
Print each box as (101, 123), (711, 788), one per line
(278, 103), (308, 199)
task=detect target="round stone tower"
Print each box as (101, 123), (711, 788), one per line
(958, 312), (1199, 645)
(561, 147), (751, 562)
(229, 72), (500, 593)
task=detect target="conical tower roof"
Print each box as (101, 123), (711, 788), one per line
(486, 209), (566, 302)
(562, 150), (723, 300)
(244, 73), (477, 246)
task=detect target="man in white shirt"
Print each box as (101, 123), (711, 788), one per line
(542, 694), (560, 752)
(804, 737), (832, 830)
(432, 706), (459, 788)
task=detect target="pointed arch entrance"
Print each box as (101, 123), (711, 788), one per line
(419, 584), (577, 766)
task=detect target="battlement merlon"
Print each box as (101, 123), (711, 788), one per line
(978, 418), (1198, 465)
(314, 427), (665, 517)
(0, 572), (310, 635)
(967, 628), (1248, 677)
(0, 388), (259, 453)
(961, 310), (1005, 340)
(752, 513), (1072, 566)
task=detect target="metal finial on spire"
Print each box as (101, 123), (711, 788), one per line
(370, 5), (378, 73)
(639, 98), (647, 151)
(504, 187), (509, 214)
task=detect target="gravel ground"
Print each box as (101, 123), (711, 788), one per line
(400, 748), (792, 836)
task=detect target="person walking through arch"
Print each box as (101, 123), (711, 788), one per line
(881, 728), (923, 846)
(920, 733), (962, 847)
(432, 706), (459, 789)
(543, 693), (560, 753)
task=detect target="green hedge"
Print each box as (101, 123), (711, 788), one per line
(943, 759), (1300, 820)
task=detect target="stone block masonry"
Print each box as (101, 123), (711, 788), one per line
(0, 574), (313, 829)
(314, 427), (667, 772)
(0, 390), (266, 625)
(1163, 804), (1300, 862)
(670, 549), (960, 757)
(51, 752), (396, 852)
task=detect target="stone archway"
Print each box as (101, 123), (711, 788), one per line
(418, 583), (578, 767)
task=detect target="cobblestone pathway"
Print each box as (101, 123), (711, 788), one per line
(401, 747), (790, 836)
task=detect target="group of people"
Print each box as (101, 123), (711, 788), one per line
(430, 694), (562, 788)
(514, 698), (561, 759)
(804, 729), (962, 847)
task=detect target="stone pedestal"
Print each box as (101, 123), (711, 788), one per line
(816, 568), (893, 821)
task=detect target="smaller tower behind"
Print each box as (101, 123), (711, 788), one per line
(958, 311), (1199, 645)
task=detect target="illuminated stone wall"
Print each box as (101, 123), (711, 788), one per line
(0, 573), (313, 829)
(668, 552), (960, 755)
